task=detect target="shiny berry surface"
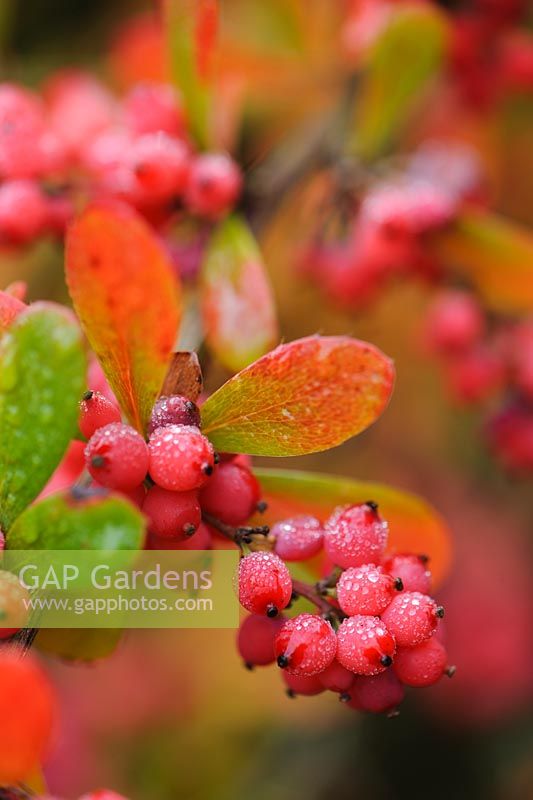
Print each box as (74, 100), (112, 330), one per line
(336, 615), (396, 676)
(274, 614), (337, 677)
(324, 503), (388, 569)
(148, 424), (214, 491)
(272, 515), (324, 562)
(238, 552), (292, 617)
(85, 422), (148, 491)
(381, 591), (443, 648)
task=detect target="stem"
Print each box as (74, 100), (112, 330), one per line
(202, 512), (271, 550)
(291, 578), (343, 620)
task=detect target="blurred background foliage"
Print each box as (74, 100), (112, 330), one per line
(1, 1), (532, 798)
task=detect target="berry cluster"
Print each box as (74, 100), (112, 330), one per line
(424, 290), (533, 474)
(79, 390), (261, 550)
(237, 502), (453, 715)
(0, 74), (241, 265)
(299, 141), (483, 310)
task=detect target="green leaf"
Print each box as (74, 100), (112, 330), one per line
(163, 0), (218, 149)
(428, 211), (533, 315)
(201, 335), (394, 456)
(0, 304), (86, 531)
(7, 490), (145, 550)
(353, 5), (448, 159)
(201, 215), (278, 373)
(254, 468), (452, 587)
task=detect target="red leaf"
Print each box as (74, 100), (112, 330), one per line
(201, 335), (395, 456)
(65, 205), (181, 432)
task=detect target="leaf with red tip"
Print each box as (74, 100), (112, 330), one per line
(201, 335), (395, 455)
(254, 468), (452, 588)
(201, 215), (278, 373)
(65, 205), (181, 433)
(429, 211), (533, 314)
(0, 290), (26, 331)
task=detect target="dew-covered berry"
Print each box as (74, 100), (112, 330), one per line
(336, 563), (401, 616)
(199, 462), (261, 526)
(282, 671), (325, 697)
(85, 422), (149, 490)
(148, 394), (201, 434)
(148, 522), (212, 551)
(383, 553), (432, 594)
(148, 424), (214, 491)
(393, 637), (449, 687)
(318, 658), (354, 693)
(238, 551), (292, 617)
(237, 613), (285, 668)
(184, 153), (242, 218)
(324, 502), (388, 569)
(381, 591), (443, 648)
(142, 485), (201, 539)
(347, 670), (405, 714)
(79, 390), (122, 439)
(336, 615), (396, 676)
(272, 515), (324, 562)
(275, 614), (337, 677)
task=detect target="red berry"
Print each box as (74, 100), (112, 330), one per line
(85, 422), (149, 491)
(0, 652), (56, 784)
(336, 563), (400, 616)
(79, 792), (130, 800)
(347, 670), (405, 714)
(381, 591), (443, 648)
(383, 553), (431, 594)
(445, 346), (504, 405)
(424, 290), (485, 354)
(122, 82), (184, 136)
(393, 637), (448, 688)
(148, 522), (212, 551)
(237, 613), (285, 667)
(0, 180), (48, 243)
(199, 462), (261, 526)
(318, 659), (354, 693)
(336, 615), (396, 676)
(79, 390), (122, 439)
(148, 424), (214, 491)
(148, 395), (201, 434)
(324, 502), (388, 569)
(129, 132), (190, 201)
(185, 153), (242, 218)
(238, 551), (292, 617)
(142, 485), (201, 539)
(282, 671), (325, 697)
(274, 614), (337, 676)
(272, 515), (324, 562)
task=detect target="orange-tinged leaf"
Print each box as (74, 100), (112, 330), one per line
(201, 215), (278, 373)
(0, 289), (26, 331)
(65, 205), (181, 433)
(201, 335), (395, 455)
(254, 468), (452, 588)
(429, 211), (533, 314)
